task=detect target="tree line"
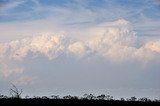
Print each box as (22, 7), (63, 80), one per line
(0, 84), (160, 102)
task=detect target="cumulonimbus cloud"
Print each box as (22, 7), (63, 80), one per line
(0, 35), (65, 78)
(68, 19), (160, 62)
(0, 34), (64, 61)
(0, 19), (160, 77)
(0, 19), (160, 62)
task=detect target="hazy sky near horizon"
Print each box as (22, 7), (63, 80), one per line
(0, 0), (160, 99)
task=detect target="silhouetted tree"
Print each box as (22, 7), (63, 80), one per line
(105, 95), (113, 100)
(97, 94), (106, 100)
(25, 95), (29, 99)
(42, 96), (49, 99)
(0, 95), (8, 99)
(63, 95), (79, 100)
(9, 84), (22, 99)
(130, 97), (137, 101)
(0, 95), (4, 99)
(63, 95), (72, 99)
(120, 98), (125, 101)
(50, 95), (60, 99)
(70, 96), (79, 100)
(83, 94), (96, 100)
(138, 97), (151, 102)
(154, 99), (160, 102)
(33, 96), (41, 99)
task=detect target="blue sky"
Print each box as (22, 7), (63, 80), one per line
(0, 0), (159, 23)
(0, 0), (160, 38)
(0, 0), (160, 99)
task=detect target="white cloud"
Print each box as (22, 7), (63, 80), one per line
(0, 19), (160, 78)
(71, 19), (160, 63)
(87, 19), (137, 61)
(145, 40), (160, 53)
(0, 19), (160, 62)
(30, 35), (64, 60)
(0, 43), (7, 58)
(0, 34), (65, 78)
(68, 41), (89, 58)
(0, 34), (64, 61)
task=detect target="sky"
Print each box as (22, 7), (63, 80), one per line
(0, 0), (160, 99)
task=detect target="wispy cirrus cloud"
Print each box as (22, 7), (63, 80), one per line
(0, 0), (160, 40)
(0, 0), (26, 16)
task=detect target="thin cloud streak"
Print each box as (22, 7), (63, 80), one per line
(0, 0), (26, 16)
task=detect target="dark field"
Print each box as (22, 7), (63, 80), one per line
(0, 99), (160, 105)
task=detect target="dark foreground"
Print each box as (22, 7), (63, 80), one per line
(0, 99), (160, 105)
